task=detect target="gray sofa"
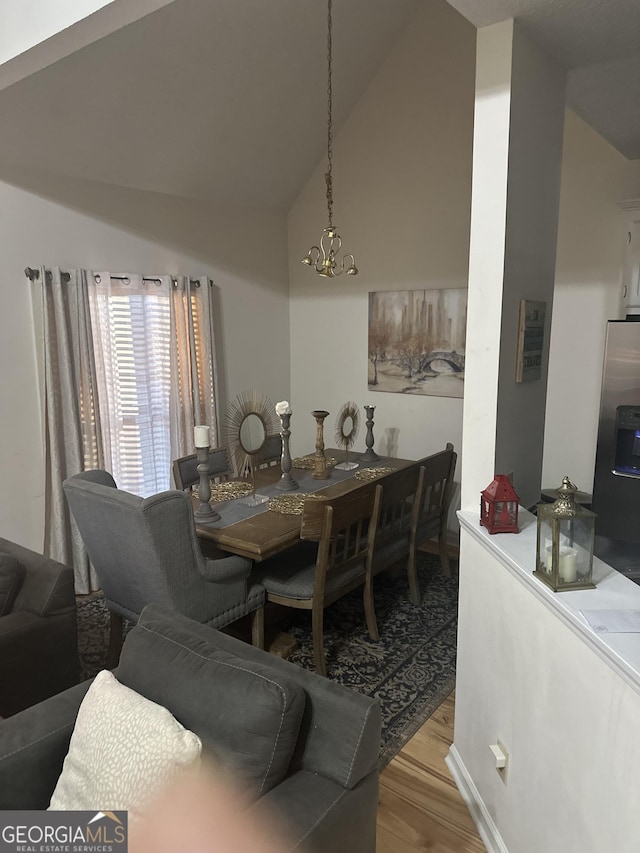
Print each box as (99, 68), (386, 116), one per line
(0, 604), (381, 852)
(0, 538), (80, 717)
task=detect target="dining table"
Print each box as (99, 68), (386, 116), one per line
(194, 448), (415, 561)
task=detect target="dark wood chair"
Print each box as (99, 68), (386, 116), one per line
(254, 487), (381, 677)
(365, 464), (425, 630)
(255, 434), (282, 469)
(172, 446), (233, 491)
(414, 442), (457, 580)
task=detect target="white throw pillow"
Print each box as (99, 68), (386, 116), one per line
(49, 670), (202, 817)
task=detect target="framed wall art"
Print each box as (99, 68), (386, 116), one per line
(368, 288), (467, 398)
(515, 299), (546, 383)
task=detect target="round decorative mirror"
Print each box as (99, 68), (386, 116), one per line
(334, 401), (360, 471)
(223, 390), (279, 505)
(341, 415), (355, 441)
(239, 412), (267, 456)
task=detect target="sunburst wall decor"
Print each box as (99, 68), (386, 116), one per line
(334, 400), (360, 471)
(222, 390), (279, 505)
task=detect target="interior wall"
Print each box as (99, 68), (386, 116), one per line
(542, 111), (629, 494)
(287, 0), (476, 526)
(460, 20), (513, 511)
(0, 0), (175, 86)
(454, 527), (640, 853)
(624, 160), (640, 199)
(0, 0), (112, 62)
(493, 23), (566, 509)
(0, 171), (289, 552)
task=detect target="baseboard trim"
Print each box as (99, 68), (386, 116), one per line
(445, 745), (509, 853)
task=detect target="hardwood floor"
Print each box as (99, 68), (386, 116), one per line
(377, 693), (486, 852)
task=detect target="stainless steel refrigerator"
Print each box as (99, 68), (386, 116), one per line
(592, 320), (640, 545)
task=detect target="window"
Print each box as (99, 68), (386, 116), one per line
(92, 290), (173, 495)
(87, 274), (218, 498)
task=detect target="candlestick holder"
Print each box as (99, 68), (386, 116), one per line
(194, 445), (221, 522)
(360, 405), (380, 462)
(276, 412), (299, 491)
(311, 410), (330, 480)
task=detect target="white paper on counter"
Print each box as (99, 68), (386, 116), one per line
(580, 609), (640, 633)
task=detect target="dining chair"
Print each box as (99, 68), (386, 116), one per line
(63, 470), (265, 667)
(253, 487), (381, 677)
(172, 446), (233, 491)
(364, 464), (425, 630)
(255, 434), (282, 469)
(414, 442), (457, 580)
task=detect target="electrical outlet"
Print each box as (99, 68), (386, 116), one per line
(489, 739), (509, 784)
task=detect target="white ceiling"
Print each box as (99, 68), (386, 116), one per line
(0, 0), (637, 211)
(0, 0), (422, 210)
(447, 0), (640, 159)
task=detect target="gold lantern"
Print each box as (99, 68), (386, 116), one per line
(534, 477), (596, 592)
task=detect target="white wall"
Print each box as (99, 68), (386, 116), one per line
(624, 160), (640, 199)
(453, 525), (640, 853)
(460, 20), (513, 511)
(542, 111), (629, 494)
(494, 25), (565, 508)
(462, 20), (566, 510)
(0, 0), (175, 88)
(0, 168), (289, 551)
(288, 0), (475, 522)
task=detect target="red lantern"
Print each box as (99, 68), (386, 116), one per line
(480, 475), (520, 534)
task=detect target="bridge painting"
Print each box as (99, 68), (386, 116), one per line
(368, 288), (467, 398)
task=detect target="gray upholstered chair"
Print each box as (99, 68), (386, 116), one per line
(172, 446), (233, 491)
(415, 443), (457, 578)
(254, 488), (381, 677)
(62, 470), (265, 667)
(0, 538), (80, 716)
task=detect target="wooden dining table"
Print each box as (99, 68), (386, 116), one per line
(194, 448), (415, 561)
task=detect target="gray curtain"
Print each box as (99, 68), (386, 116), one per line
(35, 268), (219, 592)
(39, 267), (102, 593)
(169, 275), (220, 463)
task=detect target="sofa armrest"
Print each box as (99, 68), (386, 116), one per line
(0, 538), (75, 617)
(251, 769), (378, 853)
(0, 680), (91, 809)
(0, 610), (81, 717)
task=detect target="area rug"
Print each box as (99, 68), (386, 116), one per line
(76, 551), (458, 768)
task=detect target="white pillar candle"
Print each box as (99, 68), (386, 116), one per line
(194, 425), (210, 448)
(559, 546), (578, 583)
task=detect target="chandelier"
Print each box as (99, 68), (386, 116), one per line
(301, 0), (358, 278)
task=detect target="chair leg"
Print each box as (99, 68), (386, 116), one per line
(364, 574), (379, 641)
(407, 548), (420, 605)
(311, 600), (327, 678)
(106, 611), (124, 669)
(439, 528), (452, 578)
(251, 606), (265, 650)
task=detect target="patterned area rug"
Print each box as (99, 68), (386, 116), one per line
(76, 551), (457, 768)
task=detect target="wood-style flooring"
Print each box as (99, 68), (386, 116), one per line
(377, 693), (486, 852)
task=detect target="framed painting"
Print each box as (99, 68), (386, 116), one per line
(515, 299), (546, 383)
(368, 288), (467, 398)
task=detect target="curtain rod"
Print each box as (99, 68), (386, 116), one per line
(24, 267), (202, 286)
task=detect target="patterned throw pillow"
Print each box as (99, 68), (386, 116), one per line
(49, 670), (202, 817)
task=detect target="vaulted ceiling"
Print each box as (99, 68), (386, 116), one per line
(447, 0), (640, 160)
(0, 0), (637, 211)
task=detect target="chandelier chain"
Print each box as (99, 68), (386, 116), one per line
(300, 0), (357, 277)
(325, 0), (334, 227)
